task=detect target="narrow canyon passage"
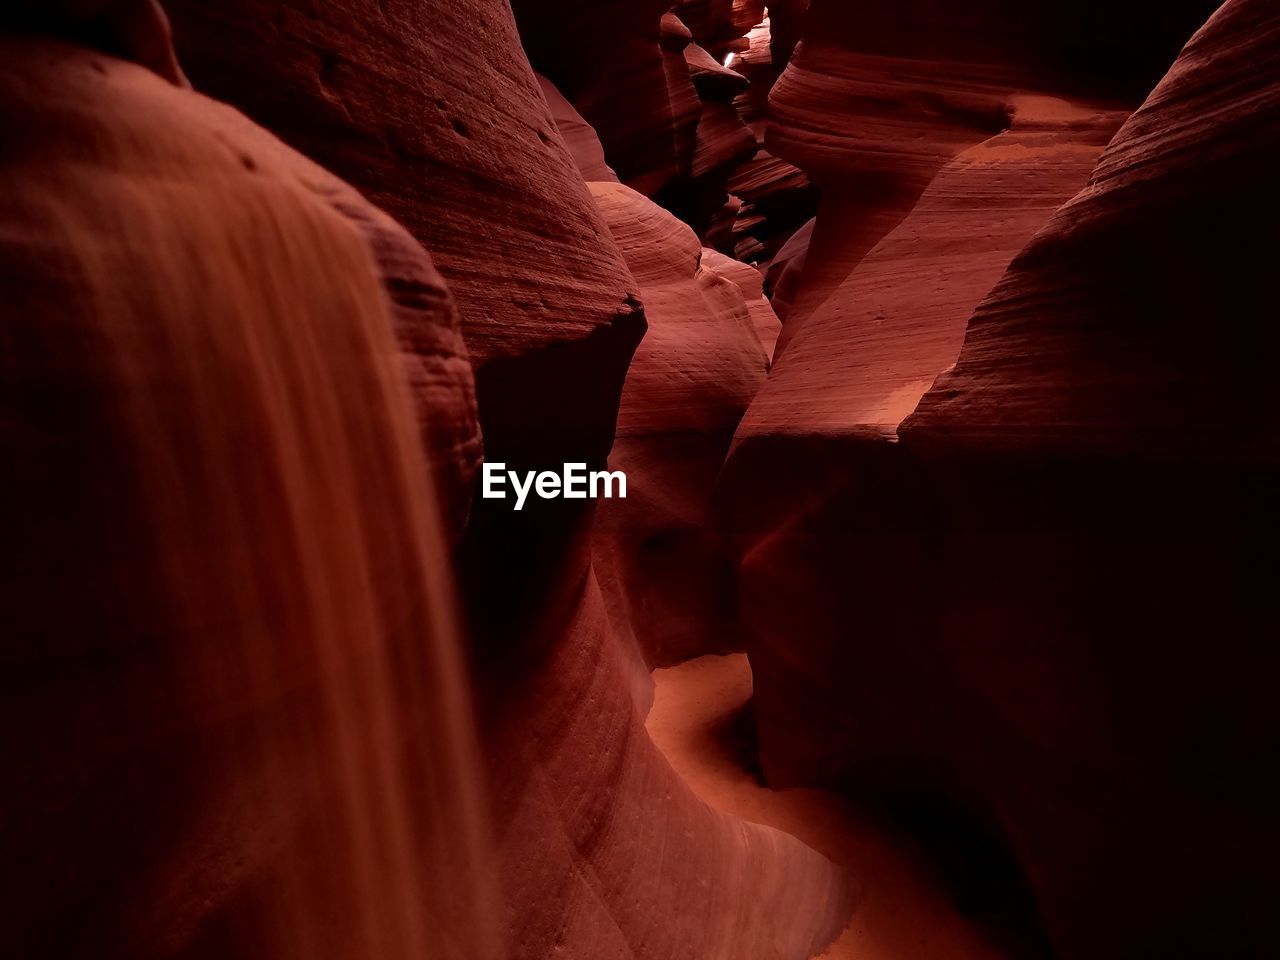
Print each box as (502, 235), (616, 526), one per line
(3, 2), (1279, 959)
(647, 655), (1008, 960)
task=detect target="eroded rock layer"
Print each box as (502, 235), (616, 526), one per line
(591, 183), (771, 669)
(726, 2), (1280, 957)
(165, 0), (645, 468)
(1, 40), (494, 960)
(157, 3), (854, 958)
(766, 0), (1221, 338)
(739, 96), (1126, 437)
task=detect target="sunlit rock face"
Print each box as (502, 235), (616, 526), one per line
(0, 38), (494, 960)
(725, 1), (1280, 957)
(590, 183), (771, 669)
(148, 3), (853, 959)
(164, 0), (645, 472)
(513, 1), (782, 242)
(767, 0), (1222, 336)
(534, 74), (779, 675)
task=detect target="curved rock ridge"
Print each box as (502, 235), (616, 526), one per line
(701, 248), (782, 362)
(591, 183), (770, 668)
(164, 0), (645, 468)
(738, 95), (1127, 439)
(512, 0), (691, 193)
(764, 0), (1221, 337)
(537, 72), (620, 183)
(765, 43), (1014, 333)
(905, 0), (1280, 459)
(725, 2), (1280, 957)
(4, 9), (855, 960)
(762, 216), (813, 323)
(1, 39), (494, 959)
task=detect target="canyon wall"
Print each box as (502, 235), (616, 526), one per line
(3, 2), (851, 958)
(0, 39), (495, 959)
(725, 0), (1280, 956)
(765, 0), (1221, 343)
(591, 182), (771, 668)
(8, 0), (1280, 957)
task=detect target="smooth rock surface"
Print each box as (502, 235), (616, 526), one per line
(166, 0), (646, 468)
(592, 183), (770, 668)
(766, 0), (1220, 335)
(725, 2), (1280, 957)
(0, 40), (494, 959)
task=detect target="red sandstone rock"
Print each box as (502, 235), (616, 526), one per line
(673, 0), (766, 54)
(725, 2), (1280, 956)
(723, 149), (816, 264)
(537, 73), (619, 183)
(165, 0), (646, 469)
(766, 0), (1221, 334)
(516, 2), (765, 237)
(0, 40), (493, 959)
(763, 215), (812, 324)
(513, 0), (687, 193)
(701, 248), (781, 361)
(591, 183), (769, 668)
(158, 3), (854, 957)
(739, 96), (1126, 437)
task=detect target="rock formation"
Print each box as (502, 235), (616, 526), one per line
(725, 0), (1280, 957)
(591, 183), (771, 669)
(3, 2), (852, 958)
(766, 0), (1221, 339)
(0, 38), (494, 959)
(7, 0), (1280, 957)
(514, 0), (793, 246)
(700, 249), (781, 362)
(165, 0), (645, 470)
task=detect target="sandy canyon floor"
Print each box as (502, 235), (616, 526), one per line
(648, 655), (1009, 960)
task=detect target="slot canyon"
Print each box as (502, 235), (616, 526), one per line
(2, 1), (1277, 958)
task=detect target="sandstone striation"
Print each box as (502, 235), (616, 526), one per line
(739, 97), (1127, 435)
(591, 183), (771, 669)
(701, 248), (781, 362)
(765, 0), (1221, 337)
(725, 1), (1280, 956)
(159, 2), (855, 957)
(0, 39), (494, 959)
(165, 0), (646, 469)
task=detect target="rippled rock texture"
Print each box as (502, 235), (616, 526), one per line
(2, 3), (852, 959)
(591, 183), (771, 669)
(8, 0), (1279, 958)
(767, 0), (1221, 334)
(1, 38), (494, 959)
(726, 1), (1280, 956)
(165, 0), (645, 470)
